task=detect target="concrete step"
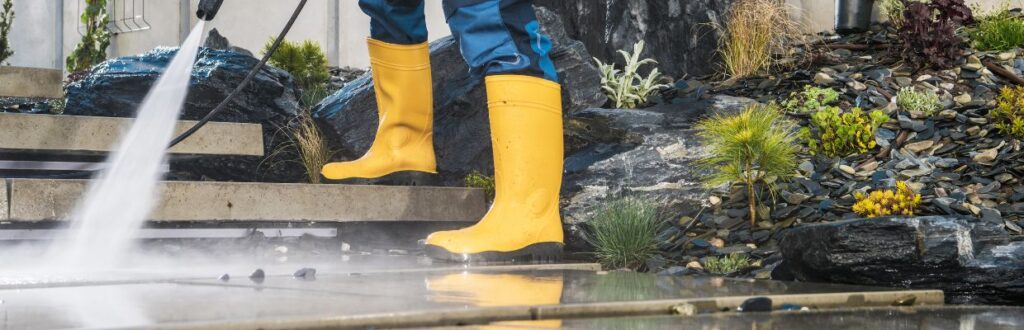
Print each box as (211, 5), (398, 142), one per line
(2, 179), (487, 223)
(0, 112), (264, 156)
(0, 67), (63, 99)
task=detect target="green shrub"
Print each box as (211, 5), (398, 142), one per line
(970, 8), (1024, 51)
(805, 107), (890, 157)
(66, 0), (111, 73)
(697, 104), (799, 226)
(464, 171), (495, 201)
(783, 85), (840, 114)
(992, 86), (1024, 139)
(594, 41), (669, 109)
(0, 0), (13, 64)
(703, 253), (751, 274)
(264, 39), (330, 92)
(896, 87), (942, 116)
(587, 197), (663, 270)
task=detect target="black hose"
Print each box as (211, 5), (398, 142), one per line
(169, 0), (308, 148)
(12, 0), (308, 180)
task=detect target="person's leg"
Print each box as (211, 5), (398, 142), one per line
(440, 0), (558, 82)
(322, 0), (437, 180)
(359, 0), (428, 45)
(425, 0), (564, 262)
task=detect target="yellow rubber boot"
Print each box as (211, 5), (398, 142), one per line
(425, 75), (564, 262)
(321, 39), (436, 180)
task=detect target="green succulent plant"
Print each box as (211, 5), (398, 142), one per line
(703, 253), (751, 274)
(594, 41), (669, 109)
(783, 85), (840, 114)
(896, 87), (942, 116)
(992, 86), (1024, 139)
(805, 107), (891, 157)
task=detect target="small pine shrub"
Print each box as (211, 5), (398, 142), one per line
(970, 8), (1024, 51)
(264, 39), (330, 91)
(992, 86), (1024, 139)
(783, 85), (840, 114)
(853, 181), (922, 218)
(594, 41), (669, 109)
(0, 0), (13, 64)
(697, 104), (799, 226)
(66, 0), (111, 73)
(898, 0), (974, 69)
(703, 253), (751, 274)
(717, 0), (800, 79)
(464, 171), (495, 201)
(896, 87), (942, 116)
(587, 197), (663, 270)
(805, 107), (890, 157)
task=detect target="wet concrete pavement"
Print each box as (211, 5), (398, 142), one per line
(0, 254), (957, 329)
(464, 306), (1024, 329)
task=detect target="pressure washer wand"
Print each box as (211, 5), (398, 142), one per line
(168, 0), (308, 148)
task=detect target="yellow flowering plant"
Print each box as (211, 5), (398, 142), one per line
(852, 181), (923, 218)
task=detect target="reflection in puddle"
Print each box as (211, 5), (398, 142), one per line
(427, 272), (565, 329)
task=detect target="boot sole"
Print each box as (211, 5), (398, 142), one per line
(424, 242), (564, 264)
(327, 171), (440, 186)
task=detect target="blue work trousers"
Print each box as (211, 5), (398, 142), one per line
(358, 0), (558, 82)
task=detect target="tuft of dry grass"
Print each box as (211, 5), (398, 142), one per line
(292, 109), (332, 184)
(717, 0), (801, 80)
(263, 108), (333, 184)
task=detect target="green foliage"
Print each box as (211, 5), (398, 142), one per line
(896, 87), (942, 116)
(0, 0), (13, 64)
(264, 39), (330, 92)
(992, 86), (1024, 139)
(881, 0), (906, 28)
(969, 7), (1024, 51)
(703, 253), (751, 274)
(697, 104), (799, 225)
(299, 84), (331, 108)
(782, 85), (840, 114)
(66, 0), (111, 73)
(464, 171), (495, 201)
(587, 197), (663, 270)
(594, 41), (669, 109)
(805, 107), (890, 157)
(48, 98), (66, 114)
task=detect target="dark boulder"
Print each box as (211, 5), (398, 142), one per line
(535, 0), (733, 79)
(778, 216), (1024, 305)
(65, 46), (304, 182)
(312, 6), (606, 186)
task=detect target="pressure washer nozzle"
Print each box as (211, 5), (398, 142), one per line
(196, 0), (224, 21)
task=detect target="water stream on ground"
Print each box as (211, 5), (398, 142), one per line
(46, 21), (207, 270)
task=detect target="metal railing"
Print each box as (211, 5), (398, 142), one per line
(76, 0), (150, 36)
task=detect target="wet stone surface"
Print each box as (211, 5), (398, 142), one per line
(0, 259), (922, 329)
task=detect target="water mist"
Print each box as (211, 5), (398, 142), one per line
(48, 21), (207, 269)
